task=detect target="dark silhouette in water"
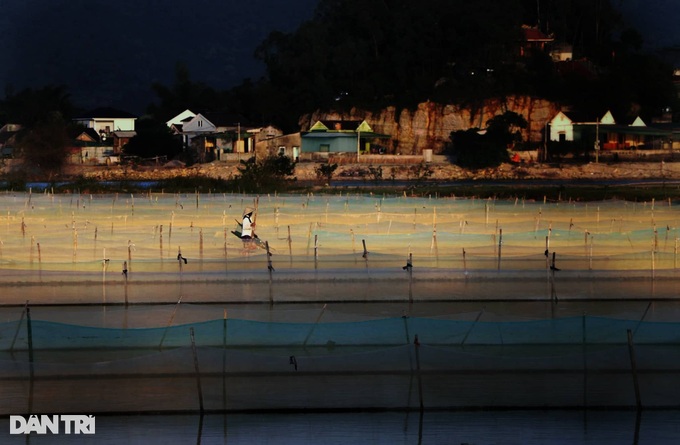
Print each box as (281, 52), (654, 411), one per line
(550, 252), (560, 271)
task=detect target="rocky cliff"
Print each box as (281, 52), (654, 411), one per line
(303, 96), (560, 155)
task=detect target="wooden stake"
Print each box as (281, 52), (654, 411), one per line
(190, 327), (204, 413)
(10, 301), (28, 351)
(462, 248), (467, 275)
(414, 334), (424, 412)
(159, 296), (182, 350)
(497, 228), (503, 271)
(627, 329), (642, 410)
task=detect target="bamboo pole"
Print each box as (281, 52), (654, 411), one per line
(303, 304), (327, 346)
(190, 327), (204, 413)
(414, 335), (424, 412)
(627, 329), (642, 410)
(10, 301), (28, 351)
(159, 296), (182, 350)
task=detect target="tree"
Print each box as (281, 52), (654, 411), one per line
(485, 111), (528, 150)
(16, 112), (70, 180)
(449, 111), (527, 169)
(146, 63), (223, 122)
(315, 162), (338, 185)
(1, 85), (74, 127)
(233, 155), (296, 193)
(124, 118), (183, 160)
(254, 0), (525, 123)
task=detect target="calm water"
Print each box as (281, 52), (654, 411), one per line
(3, 301), (680, 443)
(3, 193), (680, 442)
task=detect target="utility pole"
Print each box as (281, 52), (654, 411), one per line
(356, 126), (361, 162)
(544, 121), (548, 162)
(595, 118), (600, 163)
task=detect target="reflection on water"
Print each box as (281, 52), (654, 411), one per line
(4, 411), (680, 444)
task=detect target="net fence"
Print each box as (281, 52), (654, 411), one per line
(3, 314), (680, 351)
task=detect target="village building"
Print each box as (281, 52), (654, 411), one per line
(181, 112), (255, 163)
(166, 109), (196, 148)
(520, 25), (554, 57)
(300, 120), (390, 160)
(70, 108), (137, 165)
(547, 109), (674, 160)
(252, 126), (301, 160)
(0, 123), (21, 159)
(72, 107), (137, 141)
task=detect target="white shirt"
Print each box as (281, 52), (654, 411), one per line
(242, 214), (253, 237)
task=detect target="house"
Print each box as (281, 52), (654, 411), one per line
(548, 110), (671, 154)
(68, 126), (123, 165)
(166, 109), (196, 148)
(0, 123), (21, 159)
(72, 127), (101, 144)
(253, 125), (301, 160)
(550, 42), (573, 62)
(73, 107), (137, 141)
(300, 120), (390, 158)
(181, 112), (254, 162)
(112, 131), (136, 153)
(166, 109), (196, 128)
(520, 25), (554, 57)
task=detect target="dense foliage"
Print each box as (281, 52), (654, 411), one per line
(124, 117), (183, 160)
(16, 112), (71, 180)
(137, 0), (677, 133)
(0, 85), (75, 127)
(249, 0), (677, 131)
(449, 112), (528, 169)
(233, 155), (297, 193)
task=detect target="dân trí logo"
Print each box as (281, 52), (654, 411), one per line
(10, 415), (95, 435)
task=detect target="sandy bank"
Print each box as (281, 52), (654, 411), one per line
(54, 160), (677, 183)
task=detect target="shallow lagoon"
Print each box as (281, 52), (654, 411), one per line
(2, 191), (680, 443)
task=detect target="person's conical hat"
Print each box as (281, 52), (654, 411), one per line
(243, 207), (254, 216)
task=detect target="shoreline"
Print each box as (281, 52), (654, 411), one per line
(4, 159), (678, 184)
(4, 160), (680, 201)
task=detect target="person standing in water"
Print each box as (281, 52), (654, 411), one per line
(241, 207), (255, 240)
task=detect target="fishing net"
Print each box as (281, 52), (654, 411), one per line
(2, 313), (680, 413)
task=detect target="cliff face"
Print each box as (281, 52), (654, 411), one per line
(303, 96), (560, 154)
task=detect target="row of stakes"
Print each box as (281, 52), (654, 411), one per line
(84, 231), (566, 281)
(18, 212), (669, 282)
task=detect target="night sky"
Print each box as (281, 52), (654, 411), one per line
(1, 0), (678, 116)
(1, 0), (318, 114)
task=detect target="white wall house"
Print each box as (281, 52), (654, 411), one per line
(73, 107), (137, 139)
(548, 111), (575, 142)
(182, 113), (223, 147)
(549, 110), (613, 142)
(182, 112), (254, 162)
(166, 109), (196, 127)
(548, 109), (670, 151)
